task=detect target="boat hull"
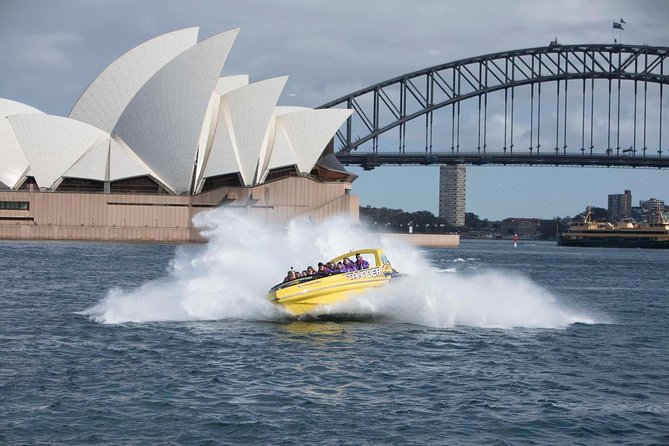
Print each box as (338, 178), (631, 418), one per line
(558, 236), (669, 249)
(269, 268), (392, 316)
(558, 207), (669, 249)
(268, 248), (401, 317)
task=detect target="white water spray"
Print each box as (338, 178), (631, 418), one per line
(84, 208), (594, 328)
(321, 270), (594, 328)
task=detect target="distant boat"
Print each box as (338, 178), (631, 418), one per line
(558, 207), (669, 249)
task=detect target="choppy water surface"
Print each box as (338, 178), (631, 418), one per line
(1, 211), (668, 445)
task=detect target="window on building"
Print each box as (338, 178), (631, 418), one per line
(110, 176), (170, 194)
(0, 201), (29, 210)
(201, 173), (243, 191)
(56, 178), (105, 193)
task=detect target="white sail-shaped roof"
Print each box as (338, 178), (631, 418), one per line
(0, 99), (44, 188)
(69, 28), (199, 133)
(0, 98), (44, 188)
(273, 109), (353, 174)
(194, 92), (221, 189)
(203, 76), (287, 186)
(0, 29), (355, 194)
(63, 136), (158, 183)
(109, 136), (163, 182)
(273, 106), (310, 116)
(113, 29), (239, 194)
(0, 118), (30, 188)
(202, 100), (240, 179)
(215, 75), (249, 96)
(266, 118), (298, 171)
(264, 107), (311, 172)
(8, 114), (110, 189)
(0, 98), (44, 117)
(63, 137), (110, 181)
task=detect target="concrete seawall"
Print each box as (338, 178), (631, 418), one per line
(380, 233), (459, 247)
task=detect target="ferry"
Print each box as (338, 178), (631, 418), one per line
(558, 207), (669, 249)
(267, 248), (401, 317)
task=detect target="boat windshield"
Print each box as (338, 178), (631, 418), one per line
(327, 250), (383, 268)
(269, 249), (390, 292)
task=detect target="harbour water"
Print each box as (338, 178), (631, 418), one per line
(1, 211), (667, 444)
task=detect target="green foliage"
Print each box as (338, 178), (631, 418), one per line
(465, 212), (484, 229)
(537, 218), (569, 240)
(360, 206), (498, 234)
(359, 206), (458, 233)
(360, 206), (602, 239)
(572, 206), (608, 222)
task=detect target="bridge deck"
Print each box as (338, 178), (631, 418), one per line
(336, 152), (669, 170)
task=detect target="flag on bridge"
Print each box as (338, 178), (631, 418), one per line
(613, 22), (624, 30)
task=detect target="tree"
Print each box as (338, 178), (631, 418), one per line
(465, 212), (484, 229)
(572, 206), (608, 222)
(359, 206), (461, 233)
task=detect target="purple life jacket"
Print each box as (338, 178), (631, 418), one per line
(355, 259), (369, 269)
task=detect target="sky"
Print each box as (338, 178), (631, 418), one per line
(0, 0), (667, 219)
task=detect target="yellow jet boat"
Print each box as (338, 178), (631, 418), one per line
(267, 248), (401, 317)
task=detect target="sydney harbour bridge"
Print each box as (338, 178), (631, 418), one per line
(319, 43), (668, 224)
(320, 43), (669, 171)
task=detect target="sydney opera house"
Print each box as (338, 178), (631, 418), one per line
(0, 28), (358, 242)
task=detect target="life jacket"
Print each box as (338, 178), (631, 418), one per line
(343, 259), (356, 271)
(355, 259), (369, 269)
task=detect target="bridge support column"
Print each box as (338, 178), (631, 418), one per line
(439, 165), (466, 227)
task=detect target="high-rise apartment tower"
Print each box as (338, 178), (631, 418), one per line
(608, 189), (632, 222)
(439, 165), (466, 227)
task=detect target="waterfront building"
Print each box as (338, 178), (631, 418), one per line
(639, 198), (666, 221)
(438, 165), (466, 227)
(0, 28), (357, 242)
(501, 218), (541, 238)
(608, 190), (632, 222)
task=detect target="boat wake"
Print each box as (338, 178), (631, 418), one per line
(317, 270), (595, 328)
(84, 207), (596, 329)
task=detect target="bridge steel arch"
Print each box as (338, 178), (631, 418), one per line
(319, 44), (669, 169)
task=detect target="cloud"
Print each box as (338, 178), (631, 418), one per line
(2, 0), (668, 113)
(0, 0), (667, 217)
(18, 32), (82, 69)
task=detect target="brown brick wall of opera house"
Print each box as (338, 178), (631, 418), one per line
(0, 177), (358, 242)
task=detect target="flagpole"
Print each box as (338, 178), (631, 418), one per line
(611, 19), (625, 44)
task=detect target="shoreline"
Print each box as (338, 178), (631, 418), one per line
(378, 232), (459, 247)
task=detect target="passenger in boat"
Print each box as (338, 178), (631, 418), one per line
(336, 261), (345, 272)
(355, 253), (370, 269)
(317, 262), (330, 274)
(306, 266), (316, 276)
(294, 271), (302, 278)
(301, 270), (308, 277)
(342, 258), (356, 271)
(283, 270), (296, 283)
